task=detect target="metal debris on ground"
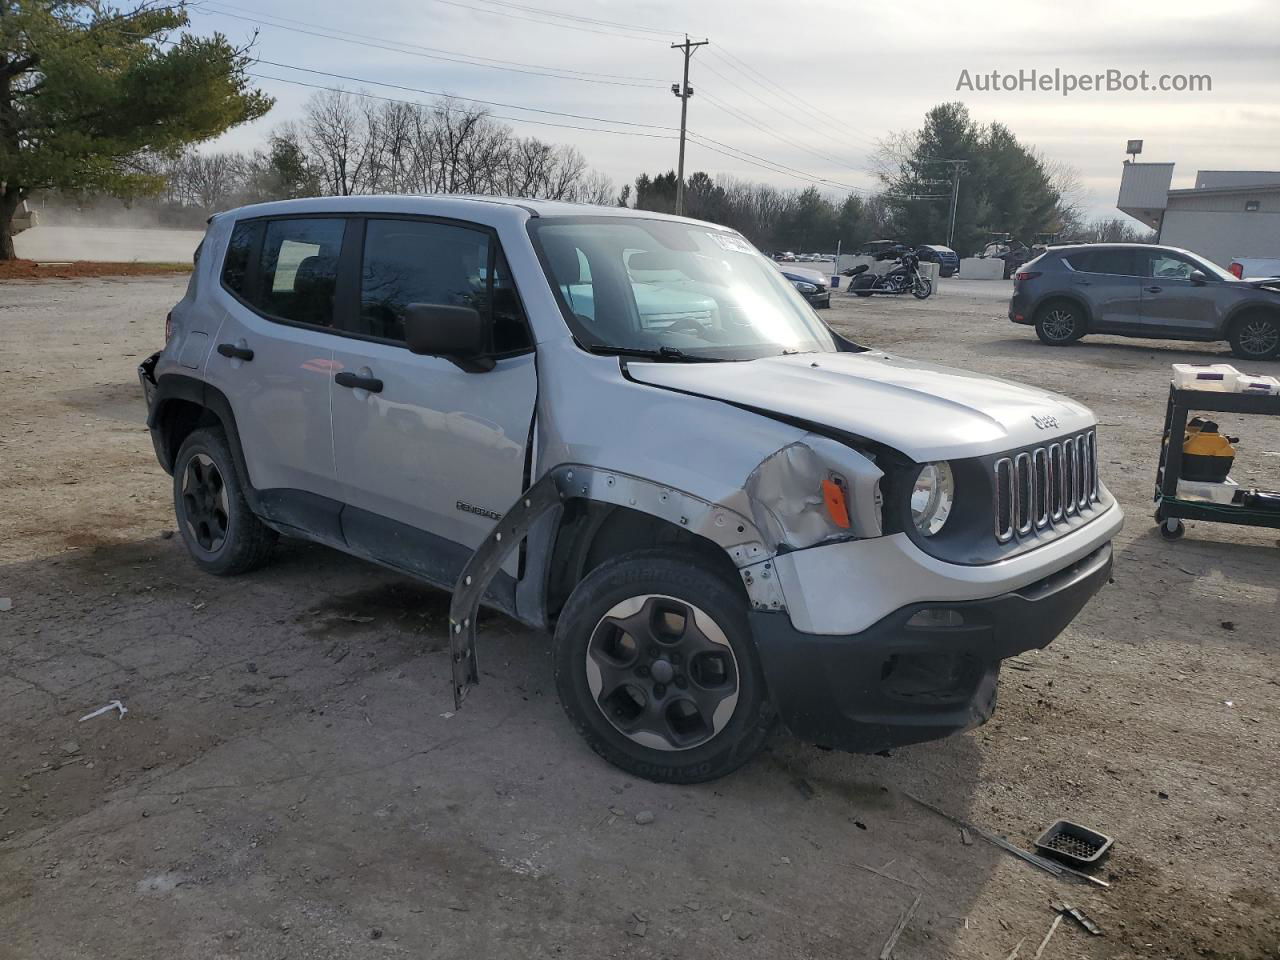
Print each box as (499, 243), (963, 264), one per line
(1031, 914), (1062, 959)
(0, 597), (12, 611)
(878, 893), (922, 960)
(1003, 937), (1026, 960)
(961, 828), (973, 846)
(1053, 900), (1103, 935)
(851, 860), (916, 889)
(78, 700), (128, 722)
(904, 792), (1109, 888)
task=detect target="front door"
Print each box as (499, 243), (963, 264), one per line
(1138, 249), (1224, 338)
(203, 216), (349, 538)
(330, 216), (537, 585)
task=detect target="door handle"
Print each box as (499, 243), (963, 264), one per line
(216, 343), (254, 361)
(335, 371), (384, 393)
(1146, 285), (1162, 294)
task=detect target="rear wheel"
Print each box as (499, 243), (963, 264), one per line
(173, 427), (277, 575)
(1229, 312), (1280, 360)
(1035, 301), (1085, 345)
(553, 548), (773, 783)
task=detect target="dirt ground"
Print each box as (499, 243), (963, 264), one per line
(2, 275), (1278, 960)
(0, 260), (192, 280)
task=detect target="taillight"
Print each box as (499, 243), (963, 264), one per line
(164, 312), (174, 342)
(1230, 262), (1244, 279)
(1014, 271), (1041, 283)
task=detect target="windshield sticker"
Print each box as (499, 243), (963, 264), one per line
(709, 232), (754, 255)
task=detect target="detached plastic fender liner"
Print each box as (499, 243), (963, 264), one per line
(447, 464), (775, 709)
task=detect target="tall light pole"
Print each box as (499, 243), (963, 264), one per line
(671, 35), (708, 216)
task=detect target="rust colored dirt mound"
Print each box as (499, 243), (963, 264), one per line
(0, 258), (192, 280)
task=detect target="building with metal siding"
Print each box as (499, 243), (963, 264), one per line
(1117, 160), (1280, 267)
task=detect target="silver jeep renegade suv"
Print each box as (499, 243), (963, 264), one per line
(140, 196), (1122, 783)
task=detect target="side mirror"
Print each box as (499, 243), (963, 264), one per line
(403, 304), (493, 372)
(1189, 269), (1209, 285)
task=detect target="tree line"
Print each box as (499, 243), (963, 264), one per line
(105, 90), (615, 226)
(627, 102), (1151, 255)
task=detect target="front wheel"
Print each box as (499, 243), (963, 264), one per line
(1229, 312), (1280, 360)
(912, 275), (933, 299)
(553, 549), (774, 783)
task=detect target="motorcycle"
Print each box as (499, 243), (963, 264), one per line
(846, 252), (933, 299)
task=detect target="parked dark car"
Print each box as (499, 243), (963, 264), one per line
(778, 264), (831, 308)
(854, 240), (902, 259)
(1009, 243), (1280, 359)
(915, 244), (960, 278)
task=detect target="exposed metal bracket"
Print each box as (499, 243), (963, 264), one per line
(447, 464), (779, 709)
(448, 470), (565, 709)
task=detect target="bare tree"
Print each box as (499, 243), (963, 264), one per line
(303, 89), (372, 196)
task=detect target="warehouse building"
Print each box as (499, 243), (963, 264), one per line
(1117, 159), (1280, 267)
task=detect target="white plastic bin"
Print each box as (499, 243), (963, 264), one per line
(1234, 372), (1280, 395)
(1176, 476), (1238, 504)
(1171, 363), (1240, 392)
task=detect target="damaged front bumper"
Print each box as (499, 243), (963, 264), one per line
(748, 542), (1112, 754)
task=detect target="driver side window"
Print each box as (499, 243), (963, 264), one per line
(1146, 252), (1196, 280)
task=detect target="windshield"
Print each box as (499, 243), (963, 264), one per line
(529, 216), (838, 360)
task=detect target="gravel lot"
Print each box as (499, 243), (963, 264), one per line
(2, 275), (1279, 960)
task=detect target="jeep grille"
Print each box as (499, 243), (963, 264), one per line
(994, 430), (1099, 544)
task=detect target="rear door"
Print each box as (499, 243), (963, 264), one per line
(329, 216), (537, 585)
(1138, 249), (1224, 338)
(203, 216), (348, 539)
(1062, 248), (1144, 332)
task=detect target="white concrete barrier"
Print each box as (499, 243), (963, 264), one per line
(959, 257), (1005, 280)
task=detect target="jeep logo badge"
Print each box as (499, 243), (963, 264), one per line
(1032, 414), (1059, 431)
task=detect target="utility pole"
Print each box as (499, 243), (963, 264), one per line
(942, 160), (967, 249)
(671, 35), (708, 216)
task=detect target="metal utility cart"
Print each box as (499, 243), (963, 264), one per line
(1154, 385), (1280, 540)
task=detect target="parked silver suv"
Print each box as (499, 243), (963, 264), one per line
(1009, 242), (1280, 359)
(141, 196), (1122, 782)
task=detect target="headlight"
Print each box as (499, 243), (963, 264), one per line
(793, 280), (818, 294)
(911, 461), (954, 536)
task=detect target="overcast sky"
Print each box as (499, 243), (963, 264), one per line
(188, 0), (1280, 220)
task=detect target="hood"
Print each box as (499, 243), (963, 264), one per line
(626, 350), (1096, 461)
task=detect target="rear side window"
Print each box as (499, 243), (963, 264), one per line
(1066, 249), (1137, 276)
(357, 218), (531, 352)
(258, 219), (346, 327)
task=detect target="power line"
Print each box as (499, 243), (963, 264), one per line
(408, 0), (673, 42)
(686, 130), (867, 193)
(705, 47), (882, 152)
(697, 58), (870, 166)
(253, 59), (678, 132)
(696, 86), (867, 176)
(247, 72), (679, 141)
(248, 61), (863, 194)
(448, 0), (678, 38)
(195, 3), (667, 87)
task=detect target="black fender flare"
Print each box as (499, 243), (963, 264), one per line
(149, 373), (259, 512)
(447, 465), (782, 710)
